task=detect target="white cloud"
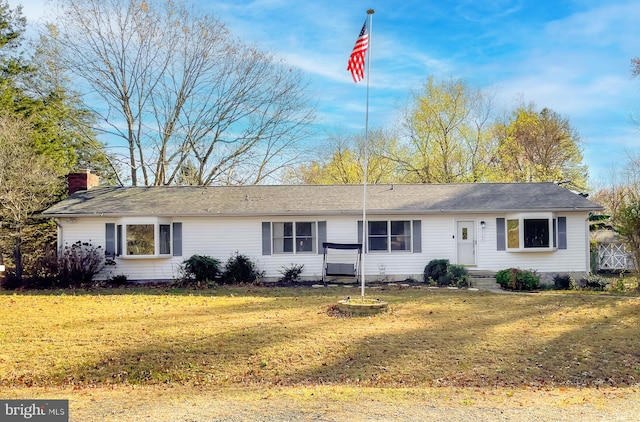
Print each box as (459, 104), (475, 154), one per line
(9, 0), (638, 183)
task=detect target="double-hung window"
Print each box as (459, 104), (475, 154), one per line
(159, 224), (172, 254)
(391, 221), (411, 251)
(368, 221), (388, 251)
(272, 222), (316, 254)
(367, 220), (412, 252)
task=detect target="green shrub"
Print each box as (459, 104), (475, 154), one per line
(496, 268), (540, 291)
(181, 255), (221, 283)
(447, 264), (470, 287)
(519, 270), (540, 290)
(279, 263), (305, 284)
(553, 274), (573, 290)
(424, 259), (450, 286)
(495, 268), (514, 289)
(223, 252), (264, 284)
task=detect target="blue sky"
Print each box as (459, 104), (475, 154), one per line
(14, 0), (640, 186)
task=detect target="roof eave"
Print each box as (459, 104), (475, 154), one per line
(44, 206), (601, 219)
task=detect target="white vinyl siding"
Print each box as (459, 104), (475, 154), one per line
(55, 211), (592, 282)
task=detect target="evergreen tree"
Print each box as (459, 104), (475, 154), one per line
(0, 1), (113, 282)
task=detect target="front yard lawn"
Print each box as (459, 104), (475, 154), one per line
(1, 286), (639, 419)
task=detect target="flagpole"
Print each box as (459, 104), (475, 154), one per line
(361, 9), (374, 300)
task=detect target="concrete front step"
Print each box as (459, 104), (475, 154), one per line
(468, 271), (501, 290)
(468, 270), (498, 277)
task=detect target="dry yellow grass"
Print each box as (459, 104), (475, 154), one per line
(1, 286), (640, 419)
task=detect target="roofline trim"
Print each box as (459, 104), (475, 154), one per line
(45, 207), (601, 219)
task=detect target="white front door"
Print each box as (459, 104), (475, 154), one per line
(457, 220), (476, 265)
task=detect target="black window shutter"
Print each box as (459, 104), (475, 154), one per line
(496, 218), (506, 251)
(412, 220), (422, 253)
(262, 222), (271, 255)
(558, 217), (567, 249)
(172, 222), (183, 256)
(317, 221), (327, 254)
(105, 223), (115, 257)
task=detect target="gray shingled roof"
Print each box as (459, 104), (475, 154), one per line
(42, 183), (602, 217)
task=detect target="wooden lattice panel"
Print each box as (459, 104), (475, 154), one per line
(598, 243), (636, 270)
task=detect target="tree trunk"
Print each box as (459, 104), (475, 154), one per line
(12, 234), (22, 280)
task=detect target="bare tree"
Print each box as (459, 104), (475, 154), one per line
(284, 129), (403, 184)
(44, 0), (314, 186)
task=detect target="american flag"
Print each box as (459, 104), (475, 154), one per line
(347, 19), (369, 83)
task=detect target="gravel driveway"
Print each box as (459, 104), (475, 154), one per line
(68, 387), (640, 421)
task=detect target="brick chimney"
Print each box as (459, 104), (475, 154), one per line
(68, 169), (100, 195)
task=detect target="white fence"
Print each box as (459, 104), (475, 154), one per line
(597, 243), (637, 271)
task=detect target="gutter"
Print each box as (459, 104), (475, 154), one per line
(42, 207), (603, 219)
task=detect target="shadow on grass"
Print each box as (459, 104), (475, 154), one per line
(2, 288), (640, 389)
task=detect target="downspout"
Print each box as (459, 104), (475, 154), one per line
(586, 214), (593, 273)
(53, 218), (63, 252)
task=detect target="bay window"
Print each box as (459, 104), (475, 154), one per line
(523, 219), (550, 248)
(106, 219), (182, 258)
(126, 224), (155, 255)
(499, 213), (566, 252)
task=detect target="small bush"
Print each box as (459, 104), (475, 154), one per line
(223, 252), (264, 284)
(279, 263), (305, 284)
(28, 245), (59, 289)
(553, 274), (573, 290)
(495, 269), (513, 288)
(496, 268), (540, 291)
(24, 275), (56, 290)
(108, 274), (130, 287)
(181, 254), (221, 284)
(578, 273), (609, 291)
(447, 264), (470, 287)
(57, 241), (106, 288)
(172, 277), (217, 289)
(424, 259), (450, 286)
(1, 272), (23, 290)
(519, 270), (540, 290)
(608, 277), (626, 293)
